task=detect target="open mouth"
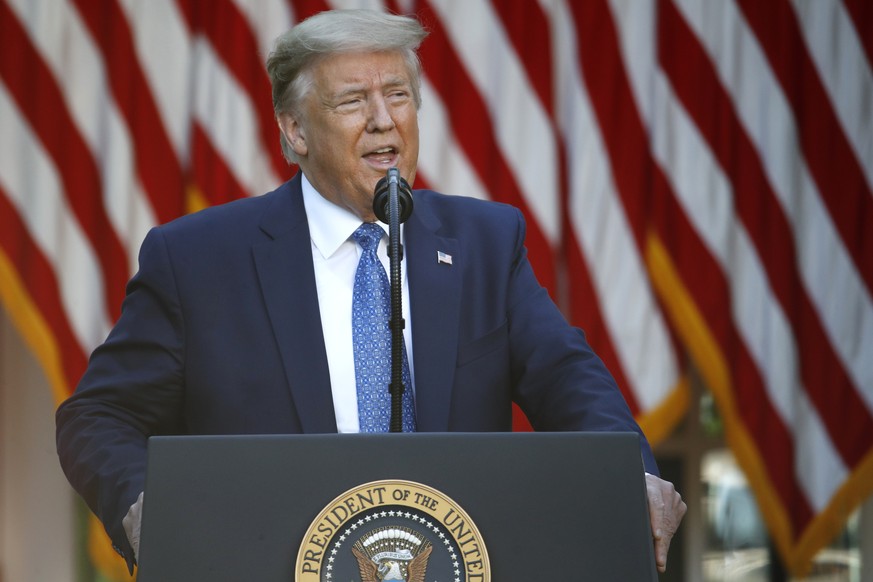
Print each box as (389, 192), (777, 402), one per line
(364, 147), (398, 166)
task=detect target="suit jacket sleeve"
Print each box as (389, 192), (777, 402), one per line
(55, 226), (186, 569)
(420, 194), (657, 474)
(55, 181), (319, 570)
(413, 193), (657, 474)
(509, 217), (658, 475)
(488, 205), (658, 473)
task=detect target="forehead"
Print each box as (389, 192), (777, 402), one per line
(310, 51), (412, 91)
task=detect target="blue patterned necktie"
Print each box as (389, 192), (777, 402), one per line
(351, 223), (416, 433)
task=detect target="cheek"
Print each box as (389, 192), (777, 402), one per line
(335, 125), (367, 163)
(401, 118), (420, 169)
(400, 112), (419, 148)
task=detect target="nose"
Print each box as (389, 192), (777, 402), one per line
(366, 95), (396, 133)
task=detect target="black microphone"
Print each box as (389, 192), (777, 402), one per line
(373, 170), (413, 224)
(372, 168), (413, 432)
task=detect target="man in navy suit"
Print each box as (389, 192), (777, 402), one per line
(56, 8), (684, 575)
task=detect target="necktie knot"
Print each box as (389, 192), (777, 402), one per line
(352, 223), (383, 252)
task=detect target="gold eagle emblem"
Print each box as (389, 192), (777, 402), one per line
(351, 526), (433, 582)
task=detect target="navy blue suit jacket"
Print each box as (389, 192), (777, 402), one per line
(56, 174), (656, 565)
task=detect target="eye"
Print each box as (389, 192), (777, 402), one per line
(334, 97), (364, 112)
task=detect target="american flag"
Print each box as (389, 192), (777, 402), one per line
(1, 0), (870, 578)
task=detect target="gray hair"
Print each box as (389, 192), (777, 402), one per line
(266, 9), (428, 163)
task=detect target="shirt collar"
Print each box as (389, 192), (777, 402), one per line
(301, 173), (391, 259)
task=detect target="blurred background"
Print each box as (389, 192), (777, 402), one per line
(1, 0), (871, 580)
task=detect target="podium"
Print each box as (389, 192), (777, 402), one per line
(136, 432), (657, 581)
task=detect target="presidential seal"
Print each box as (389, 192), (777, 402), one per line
(296, 480), (490, 582)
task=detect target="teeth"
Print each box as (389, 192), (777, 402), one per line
(373, 148), (393, 154)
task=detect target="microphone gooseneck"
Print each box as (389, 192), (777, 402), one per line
(372, 168), (414, 432)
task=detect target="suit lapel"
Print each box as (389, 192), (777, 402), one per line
(252, 176), (337, 433)
(406, 195), (462, 432)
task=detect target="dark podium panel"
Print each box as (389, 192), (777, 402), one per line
(137, 432), (656, 581)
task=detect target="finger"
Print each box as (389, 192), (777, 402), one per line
(655, 534), (671, 572)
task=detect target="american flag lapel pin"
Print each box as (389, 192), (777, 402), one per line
(437, 251), (453, 265)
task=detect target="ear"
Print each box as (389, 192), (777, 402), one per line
(277, 113), (308, 157)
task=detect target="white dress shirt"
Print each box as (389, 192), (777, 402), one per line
(300, 174), (415, 433)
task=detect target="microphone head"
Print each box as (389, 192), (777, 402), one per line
(373, 170), (414, 223)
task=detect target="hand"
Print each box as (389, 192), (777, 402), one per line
(645, 473), (686, 573)
(122, 491), (145, 561)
